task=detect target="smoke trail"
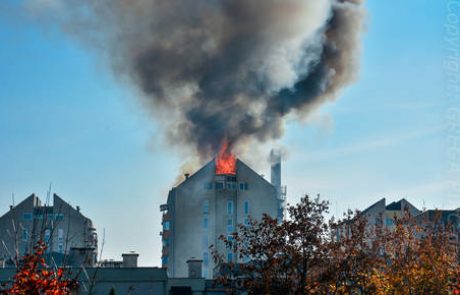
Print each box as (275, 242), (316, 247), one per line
(26, 0), (365, 160)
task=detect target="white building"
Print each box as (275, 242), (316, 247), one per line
(160, 157), (285, 279)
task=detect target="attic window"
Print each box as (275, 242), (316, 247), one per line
(240, 182), (249, 190)
(226, 176), (237, 182)
(215, 182), (224, 190)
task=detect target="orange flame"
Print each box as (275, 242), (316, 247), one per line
(215, 141), (236, 175)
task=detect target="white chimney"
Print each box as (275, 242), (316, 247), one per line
(186, 258), (203, 278)
(122, 252), (139, 268)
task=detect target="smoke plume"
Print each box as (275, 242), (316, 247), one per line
(27, 0), (365, 160)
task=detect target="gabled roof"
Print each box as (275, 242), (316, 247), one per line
(0, 193), (40, 219)
(385, 198), (418, 211)
(175, 158), (274, 189)
(236, 159), (274, 187)
(362, 198), (386, 215)
(175, 159), (214, 189)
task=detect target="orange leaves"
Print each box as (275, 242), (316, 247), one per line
(211, 196), (460, 294)
(1, 241), (77, 295)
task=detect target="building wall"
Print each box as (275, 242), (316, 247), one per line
(76, 268), (167, 295)
(51, 195), (97, 255)
(162, 159), (278, 279)
(361, 198), (386, 230)
(0, 194), (97, 266)
(0, 194), (39, 262)
(0, 267), (226, 295)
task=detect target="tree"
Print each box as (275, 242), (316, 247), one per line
(0, 241), (77, 294)
(323, 210), (380, 294)
(211, 196), (460, 294)
(369, 210), (459, 294)
(211, 195), (330, 294)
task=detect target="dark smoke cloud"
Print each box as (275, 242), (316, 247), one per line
(27, 0), (365, 160)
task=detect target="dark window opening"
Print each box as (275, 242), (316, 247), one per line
(170, 286), (192, 295)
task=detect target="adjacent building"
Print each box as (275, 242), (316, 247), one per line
(360, 198), (460, 246)
(160, 157), (285, 279)
(0, 258), (229, 295)
(413, 208), (460, 244)
(361, 198), (421, 230)
(0, 193), (97, 267)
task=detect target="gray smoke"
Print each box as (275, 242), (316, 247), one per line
(27, 0), (365, 160)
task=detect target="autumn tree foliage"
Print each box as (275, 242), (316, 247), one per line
(322, 210), (380, 294)
(368, 212), (459, 294)
(0, 241), (77, 295)
(212, 196), (460, 295)
(211, 196), (329, 294)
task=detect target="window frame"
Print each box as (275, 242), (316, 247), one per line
(227, 200), (234, 215)
(244, 200), (249, 215)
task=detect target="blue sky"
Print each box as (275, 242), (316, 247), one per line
(0, 1), (452, 266)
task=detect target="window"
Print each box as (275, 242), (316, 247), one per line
(226, 182), (237, 190)
(58, 243), (64, 253)
(227, 252), (233, 262)
(162, 256), (169, 265)
(203, 182), (213, 190)
(244, 201), (249, 215)
(226, 176), (237, 182)
(22, 229), (28, 242)
(23, 213), (32, 221)
(203, 200), (209, 214)
(227, 200), (233, 215)
(386, 218), (394, 226)
(227, 235), (234, 246)
(162, 239), (169, 247)
(203, 252), (209, 266)
(163, 221), (170, 231)
(240, 182), (249, 190)
(58, 229), (64, 242)
(227, 218), (234, 232)
(244, 217), (250, 226)
(203, 216), (208, 230)
(215, 182), (224, 190)
(44, 229), (51, 243)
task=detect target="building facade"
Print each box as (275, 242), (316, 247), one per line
(361, 198), (421, 230)
(160, 158), (284, 279)
(0, 193), (97, 267)
(0, 259), (229, 295)
(360, 198), (459, 246)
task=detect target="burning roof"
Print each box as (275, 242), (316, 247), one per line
(215, 141), (236, 175)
